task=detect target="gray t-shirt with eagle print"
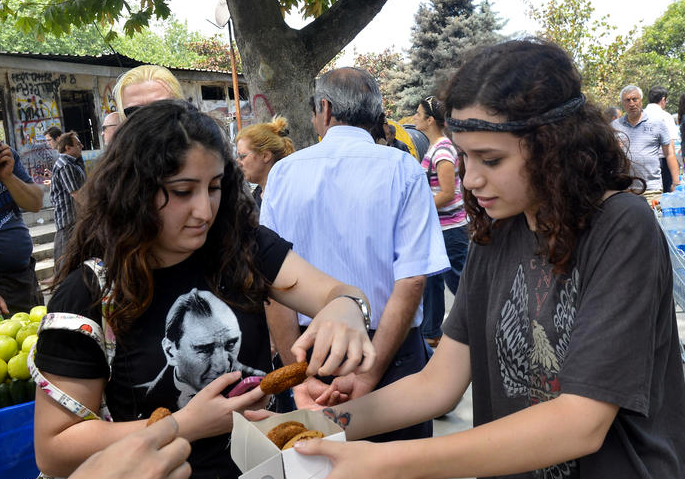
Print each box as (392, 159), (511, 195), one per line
(443, 192), (685, 479)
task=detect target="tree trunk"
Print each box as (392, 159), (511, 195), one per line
(226, 0), (388, 149)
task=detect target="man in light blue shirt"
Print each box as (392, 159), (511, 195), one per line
(260, 67), (449, 441)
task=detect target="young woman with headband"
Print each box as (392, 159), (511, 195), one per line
(263, 39), (685, 479)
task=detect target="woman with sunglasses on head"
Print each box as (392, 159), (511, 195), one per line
(413, 96), (469, 348)
(32, 100), (375, 479)
(277, 38), (685, 479)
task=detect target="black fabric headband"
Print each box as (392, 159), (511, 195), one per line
(446, 94), (586, 133)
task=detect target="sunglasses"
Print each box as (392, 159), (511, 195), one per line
(123, 105), (141, 117)
(424, 96), (438, 118)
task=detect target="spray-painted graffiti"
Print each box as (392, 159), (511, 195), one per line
(8, 70), (73, 148)
(252, 94), (274, 117)
(100, 80), (117, 116)
(21, 142), (58, 185)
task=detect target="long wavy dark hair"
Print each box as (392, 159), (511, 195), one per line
(54, 99), (268, 334)
(442, 39), (644, 274)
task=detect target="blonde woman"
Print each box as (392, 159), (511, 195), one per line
(236, 116), (295, 207)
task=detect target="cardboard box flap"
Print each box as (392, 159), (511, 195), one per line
(281, 432), (345, 479)
(231, 412), (282, 473)
(231, 410), (346, 479)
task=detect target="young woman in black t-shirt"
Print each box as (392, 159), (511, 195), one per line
(34, 100), (375, 479)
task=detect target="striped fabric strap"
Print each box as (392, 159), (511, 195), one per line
(27, 312), (113, 422)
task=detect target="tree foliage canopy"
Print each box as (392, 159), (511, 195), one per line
(528, 0), (685, 114)
(353, 46), (404, 117)
(527, 0), (635, 103)
(386, 0), (503, 117)
(0, 12), (217, 70)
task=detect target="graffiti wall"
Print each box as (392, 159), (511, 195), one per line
(8, 71), (73, 184)
(8, 71), (76, 148)
(21, 143), (58, 185)
(98, 78), (117, 117)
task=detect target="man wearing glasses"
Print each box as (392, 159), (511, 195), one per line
(101, 112), (121, 147)
(612, 85), (678, 203)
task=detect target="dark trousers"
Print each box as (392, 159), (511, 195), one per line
(301, 326), (432, 441)
(661, 157), (673, 193)
(421, 225), (469, 339)
(0, 256), (44, 317)
(53, 224), (74, 270)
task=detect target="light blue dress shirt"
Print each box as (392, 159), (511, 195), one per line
(260, 125), (449, 328)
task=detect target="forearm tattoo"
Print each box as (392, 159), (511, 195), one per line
(322, 407), (351, 429)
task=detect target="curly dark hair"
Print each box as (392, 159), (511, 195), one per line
(54, 99), (268, 334)
(442, 38), (644, 274)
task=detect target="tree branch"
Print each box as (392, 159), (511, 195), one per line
(300, 0), (389, 70)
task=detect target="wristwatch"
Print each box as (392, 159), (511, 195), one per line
(336, 294), (371, 332)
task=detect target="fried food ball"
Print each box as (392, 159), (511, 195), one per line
(266, 421), (307, 449)
(260, 361), (308, 395)
(281, 429), (325, 450)
(146, 407), (172, 426)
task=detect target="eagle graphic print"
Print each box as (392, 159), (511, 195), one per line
(496, 259), (580, 478)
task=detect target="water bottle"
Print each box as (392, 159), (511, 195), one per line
(662, 192), (675, 232)
(674, 229), (685, 254)
(673, 189), (685, 232)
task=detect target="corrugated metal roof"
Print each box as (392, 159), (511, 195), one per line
(0, 50), (235, 75)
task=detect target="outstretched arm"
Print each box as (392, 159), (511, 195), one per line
(297, 338), (618, 479)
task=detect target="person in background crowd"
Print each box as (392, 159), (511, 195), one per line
(101, 112), (121, 147)
(677, 93), (685, 163)
(603, 106), (621, 123)
(261, 67), (448, 442)
(0, 144), (43, 317)
(50, 131), (86, 270)
(413, 95), (469, 349)
(369, 111), (389, 145)
(235, 115), (295, 208)
(644, 86), (680, 192)
(45, 126), (63, 151)
(33, 100), (374, 479)
(113, 65), (184, 120)
(271, 38), (685, 479)
(612, 85), (678, 203)
(384, 122), (411, 153)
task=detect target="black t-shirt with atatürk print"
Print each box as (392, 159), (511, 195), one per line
(36, 226), (292, 479)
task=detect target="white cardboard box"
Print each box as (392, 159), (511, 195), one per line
(231, 409), (346, 479)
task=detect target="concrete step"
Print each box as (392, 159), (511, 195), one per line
(23, 207), (54, 228)
(30, 222), (57, 246)
(35, 257), (54, 282)
(33, 241), (54, 262)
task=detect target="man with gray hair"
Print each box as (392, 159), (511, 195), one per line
(261, 67), (448, 441)
(612, 85), (678, 203)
